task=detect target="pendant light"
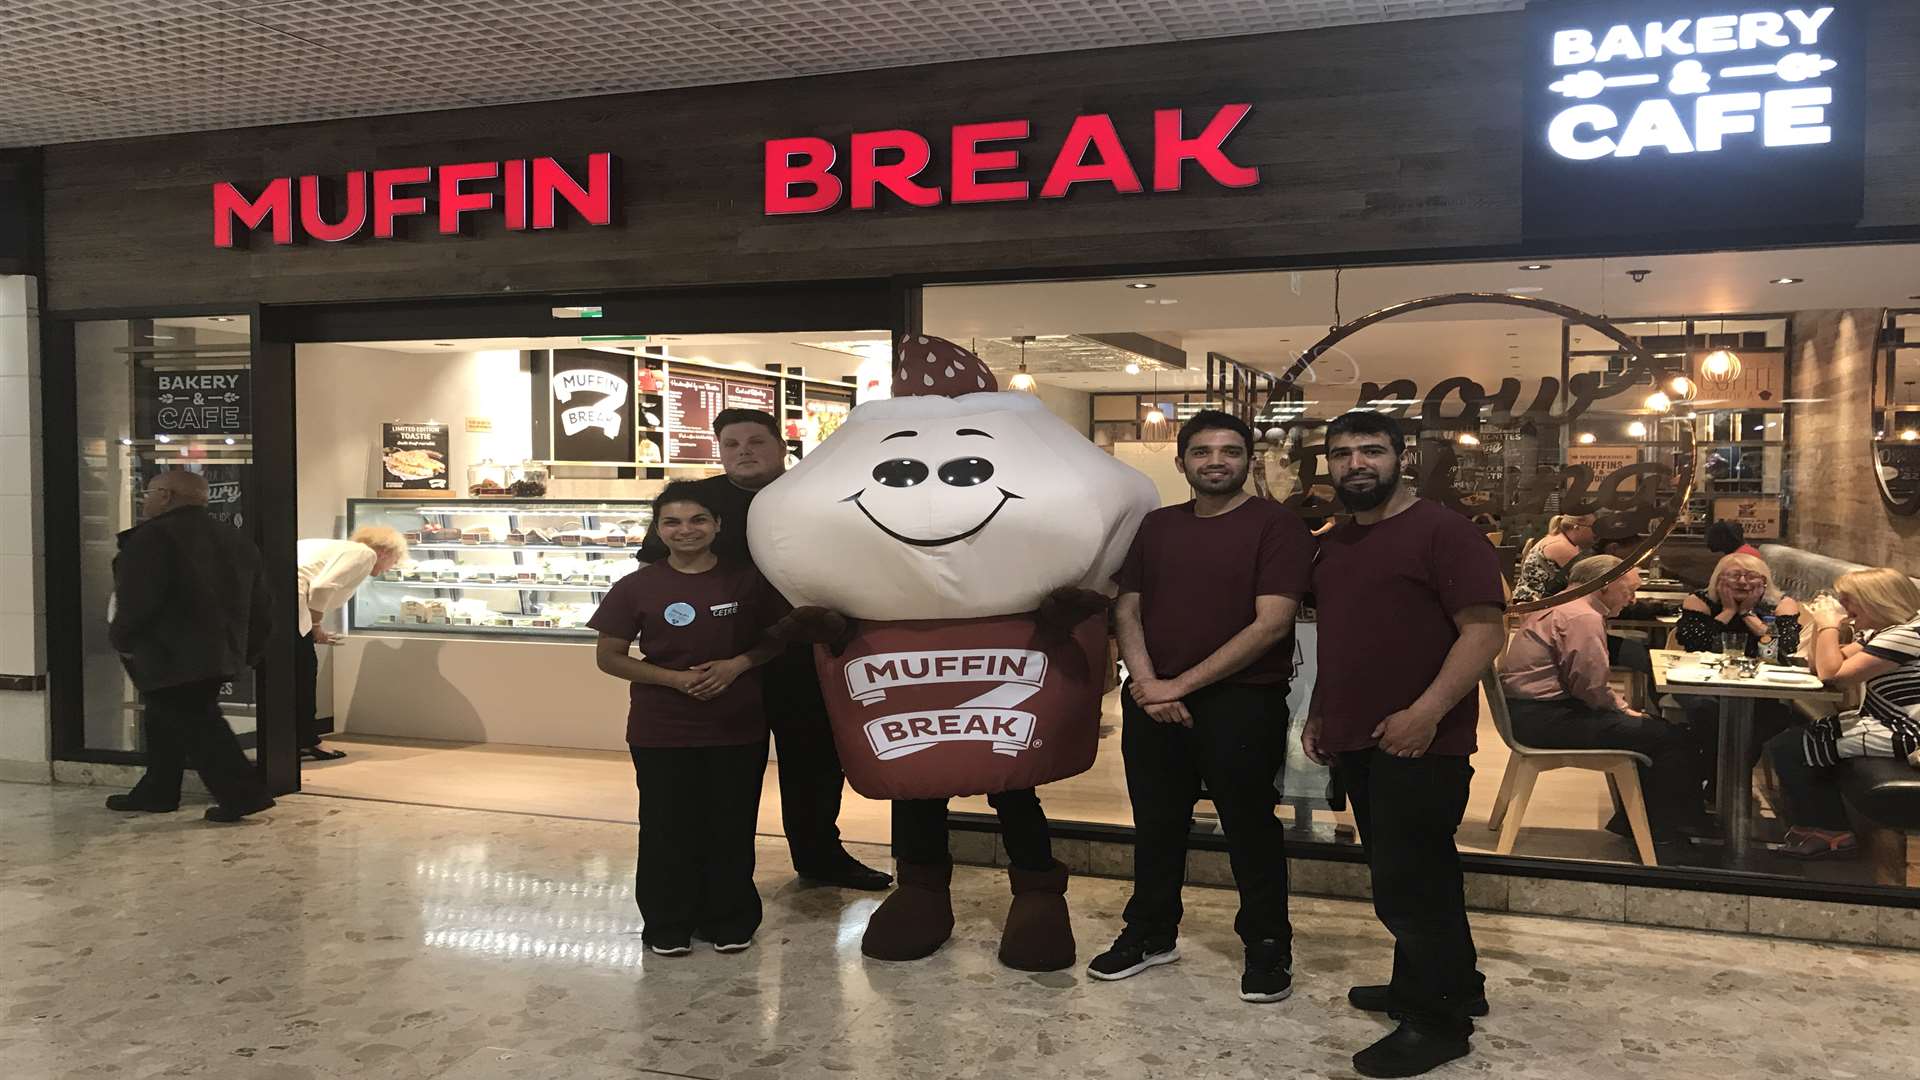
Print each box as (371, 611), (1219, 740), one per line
(1699, 318), (1743, 391)
(1009, 336), (1037, 392)
(1143, 369), (1167, 428)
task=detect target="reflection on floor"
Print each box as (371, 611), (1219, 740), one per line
(307, 687), (1870, 883)
(6, 782), (1917, 1080)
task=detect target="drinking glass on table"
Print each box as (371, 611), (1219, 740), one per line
(1721, 631), (1747, 663)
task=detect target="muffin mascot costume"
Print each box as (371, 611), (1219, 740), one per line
(749, 337), (1156, 971)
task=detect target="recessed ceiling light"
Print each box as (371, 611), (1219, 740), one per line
(1519, 263), (1551, 271)
(1506, 286), (1545, 294)
(1770, 277), (1804, 285)
(1126, 282), (1156, 290)
(1124, 362), (1141, 375)
(209, 316), (233, 323)
(1145, 298), (1180, 305)
(434, 342), (455, 346)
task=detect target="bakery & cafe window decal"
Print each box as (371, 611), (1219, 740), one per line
(381, 423), (449, 492)
(1522, 1), (1864, 238)
(138, 367), (250, 438)
(547, 349), (638, 465)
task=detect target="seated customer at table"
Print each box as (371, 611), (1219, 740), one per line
(1764, 568), (1920, 860)
(1500, 556), (1700, 844)
(1674, 553), (1802, 657)
(1673, 553), (1803, 804)
(1510, 513), (1595, 603)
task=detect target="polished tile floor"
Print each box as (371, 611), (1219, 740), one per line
(5, 781), (1917, 1080)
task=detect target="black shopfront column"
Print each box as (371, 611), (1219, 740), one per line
(252, 316), (300, 795)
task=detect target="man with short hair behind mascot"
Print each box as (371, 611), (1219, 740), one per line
(749, 337), (1157, 971)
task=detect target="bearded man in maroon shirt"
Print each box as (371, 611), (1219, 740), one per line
(1303, 411), (1506, 1079)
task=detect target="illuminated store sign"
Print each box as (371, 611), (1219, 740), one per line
(1522, 1), (1863, 238)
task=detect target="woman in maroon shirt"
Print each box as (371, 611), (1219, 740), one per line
(589, 482), (789, 957)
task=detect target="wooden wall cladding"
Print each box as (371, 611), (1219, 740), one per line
(38, 5), (1920, 313)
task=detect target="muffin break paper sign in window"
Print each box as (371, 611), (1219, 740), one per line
(1522, 1), (1864, 238)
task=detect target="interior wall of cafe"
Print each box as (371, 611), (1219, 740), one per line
(0, 276), (49, 781)
(1786, 309), (1920, 569)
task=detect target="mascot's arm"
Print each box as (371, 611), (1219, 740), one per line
(769, 606), (859, 657)
(1033, 585), (1111, 641)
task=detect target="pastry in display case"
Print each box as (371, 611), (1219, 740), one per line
(347, 497), (653, 638)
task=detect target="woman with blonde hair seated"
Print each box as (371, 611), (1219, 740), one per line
(1764, 568), (1920, 859)
(1509, 513), (1596, 603)
(1673, 552), (1803, 809)
(295, 525), (410, 761)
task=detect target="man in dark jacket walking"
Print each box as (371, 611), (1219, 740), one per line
(107, 469), (277, 822)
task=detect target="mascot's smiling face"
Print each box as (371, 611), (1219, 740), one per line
(748, 391), (1158, 622)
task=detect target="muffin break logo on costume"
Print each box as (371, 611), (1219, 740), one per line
(843, 648), (1051, 761)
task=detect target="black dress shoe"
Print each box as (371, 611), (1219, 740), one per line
(1348, 984), (1489, 1019)
(798, 859), (894, 891)
(204, 797), (276, 823)
(1353, 1023), (1471, 1078)
(106, 794), (178, 813)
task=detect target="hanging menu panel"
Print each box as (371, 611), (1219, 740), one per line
(666, 371), (726, 464)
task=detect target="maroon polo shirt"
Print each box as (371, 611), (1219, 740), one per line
(1311, 499), (1505, 756)
(1113, 496), (1315, 686)
(587, 559), (788, 747)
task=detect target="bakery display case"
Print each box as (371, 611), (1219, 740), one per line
(345, 497), (651, 638)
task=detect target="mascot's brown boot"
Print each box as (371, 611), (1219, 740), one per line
(861, 860), (955, 961)
(998, 861), (1076, 972)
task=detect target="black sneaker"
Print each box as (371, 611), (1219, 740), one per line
(1349, 984), (1490, 1019)
(203, 797), (275, 823)
(106, 793), (177, 813)
(1086, 932), (1179, 981)
(1353, 1023), (1470, 1078)
(1240, 939), (1293, 1003)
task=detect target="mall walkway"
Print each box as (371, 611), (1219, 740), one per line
(2, 782), (1916, 1080)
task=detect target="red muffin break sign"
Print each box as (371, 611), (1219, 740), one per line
(815, 613), (1106, 800)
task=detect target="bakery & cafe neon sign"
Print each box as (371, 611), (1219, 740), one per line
(211, 153), (615, 247)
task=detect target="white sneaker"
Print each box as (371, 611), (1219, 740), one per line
(712, 937), (754, 954)
(648, 942), (692, 957)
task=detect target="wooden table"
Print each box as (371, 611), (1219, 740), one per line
(1650, 649), (1845, 863)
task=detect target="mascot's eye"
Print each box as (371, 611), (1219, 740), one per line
(938, 457), (995, 487)
(872, 458), (930, 488)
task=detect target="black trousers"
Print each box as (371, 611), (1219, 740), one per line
(629, 740), (767, 946)
(294, 631), (323, 750)
(129, 678), (269, 809)
(1338, 748), (1482, 1038)
(765, 649), (850, 871)
(893, 789), (1053, 871)
(1119, 681), (1292, 949)
(1507, 697), (1699, 834)
(1763, 729), (1853, 832)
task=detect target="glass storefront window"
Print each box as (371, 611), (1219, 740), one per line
(926, 248), (1920, 893)
(75, 316), (254, 753)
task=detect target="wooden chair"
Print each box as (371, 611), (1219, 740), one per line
(1483, 666), (1660, 866)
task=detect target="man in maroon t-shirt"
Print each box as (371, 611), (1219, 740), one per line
(1088, 410), (1314, 1006)
(1304, 411), (1505, 1079)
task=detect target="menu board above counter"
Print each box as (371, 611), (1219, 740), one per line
(666, 371), (726, 463)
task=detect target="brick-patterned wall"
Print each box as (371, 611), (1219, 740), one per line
(1786, 309), (1920, 571)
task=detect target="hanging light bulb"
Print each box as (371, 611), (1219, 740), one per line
(1576, 432), (1597, 445)
(1627, 421), (1648, 438)
(1643, 390), (1673, 413)
(1667, 374), (1698, 402)
(1903, 429), (1920, 442)
(1456, 432), (1480, 447)
(1698, 319), (1743, 390)
(1144, 406), (1167, 425)
(1009, 336), (1037, 392)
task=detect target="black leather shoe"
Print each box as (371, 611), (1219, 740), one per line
(1353, 1023), (1471, 1078)
(204, 797), (275, 823)
(798, 859), (894, 891)
(106, 794), (178, 813)
(1348, 984), (1489, 1019)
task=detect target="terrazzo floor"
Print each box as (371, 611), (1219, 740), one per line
(4, 781), (1918, 1080)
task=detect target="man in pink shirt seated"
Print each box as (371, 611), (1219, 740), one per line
(1499, 556), (1701, 846)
